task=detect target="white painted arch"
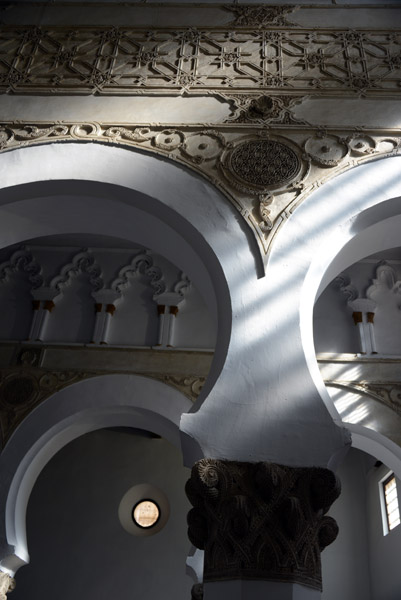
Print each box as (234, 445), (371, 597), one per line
(0, 373), (192, 575)
(0, 144), (400, 474)
(0, 142), (261, 411)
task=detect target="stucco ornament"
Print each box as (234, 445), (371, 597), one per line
(0, 572), (15, 600)
(0, 123), (399, 261)
(186, 459), (341, 591)
(226, 5), (297, 28)
(229, 139), (301, 189)
(0, 25), (399, 95)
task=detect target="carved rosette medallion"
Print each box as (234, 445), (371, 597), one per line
(186, 459), (341, 590)
(304, 134), (348, 168)
(222, 138), (302, 195)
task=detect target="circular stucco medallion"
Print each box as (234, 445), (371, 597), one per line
(1, 376), (36, 406)
(230, 139), (300, 189)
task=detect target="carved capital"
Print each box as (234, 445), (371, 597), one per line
(186, 459), (341, 591)
(0, 573), (15, 600)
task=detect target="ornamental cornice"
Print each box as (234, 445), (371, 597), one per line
(0, 121), (399, 262)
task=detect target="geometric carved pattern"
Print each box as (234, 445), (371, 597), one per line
(229, 139), (301, 189)
(0, 26), (400, 95)
(186, 459), (341, 591)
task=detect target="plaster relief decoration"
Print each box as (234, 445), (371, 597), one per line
(0, 367), (90, 446)
(111, 251), (166, 298)
(222, 94), (308, 126)
(0, 247), (43, 290)
(50, 249), (103, 293)
(0, 344), (207, 445)
(225, 5), (298, 29)
(0, 26), (400, 95)
(186, 459), (340, 591)
(0, 124), (399, 260)
(0, 572), (15, 600)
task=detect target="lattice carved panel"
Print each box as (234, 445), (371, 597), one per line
(0, 26), (400, 95)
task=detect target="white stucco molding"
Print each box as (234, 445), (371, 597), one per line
(0, 373), (192, 576)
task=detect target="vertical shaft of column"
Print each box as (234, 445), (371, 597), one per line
(91, 303), (104, 344)
(366, 312), (377, 354)
(29, 300), (55, 342)
(102, 304), (116, 344)
(91, 290), (121, 344)
(28, 300), (42, 341)
(166, 306), (178, 347)
(352, 311), (366, 354)
(0, 572), (15, 600)
(156, 304), (166, 346)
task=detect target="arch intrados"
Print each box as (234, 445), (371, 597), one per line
(0, 374), (192, 575)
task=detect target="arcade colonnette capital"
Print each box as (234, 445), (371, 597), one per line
(0, 1), (400, 600)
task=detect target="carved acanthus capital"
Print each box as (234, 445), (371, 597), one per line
(186, 459), (341, 591)
(0, 572), (15, 600)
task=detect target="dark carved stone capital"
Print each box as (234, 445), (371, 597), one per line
(186, 459), (341, 591)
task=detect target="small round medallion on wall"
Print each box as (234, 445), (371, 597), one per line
(223, 137), (302, 194)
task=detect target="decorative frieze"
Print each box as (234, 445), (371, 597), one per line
(0, 343), (211, 445)
(0, 26), (400, 95)
(0, 121), (399, 259)
(186, 459), (340, 590)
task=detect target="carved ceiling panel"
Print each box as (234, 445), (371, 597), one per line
(0, 26), (400, 95)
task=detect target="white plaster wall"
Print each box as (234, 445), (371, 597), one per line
(0, 275), (32, 341)
(10, 429), (192, 600)
(45, 273), (96, 343)
(321, 448), (371, 600)
(322, 448), (401, 600)
(313, 283), (359, 355)
(367, 463), (401, 600)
